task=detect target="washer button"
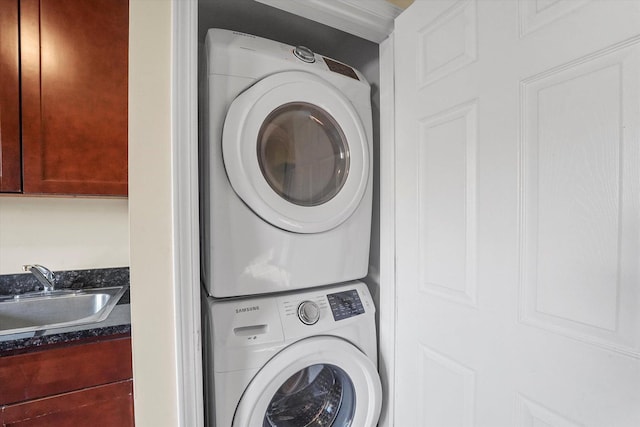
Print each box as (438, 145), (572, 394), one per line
(297, 300), (320, 325)
(293, 46), (315, 63)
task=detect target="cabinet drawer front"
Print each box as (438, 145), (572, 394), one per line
(1, 380), (134, 427)
(0, 337), (132, 405)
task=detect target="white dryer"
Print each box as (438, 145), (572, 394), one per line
(202, 281), (382, 427)
(201, 29), (373, 297)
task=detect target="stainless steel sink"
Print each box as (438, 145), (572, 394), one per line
(0, 286), (127, 336)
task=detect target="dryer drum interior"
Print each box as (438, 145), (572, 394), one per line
(263, 364), (356, 427)
(257, 102), (350, 207)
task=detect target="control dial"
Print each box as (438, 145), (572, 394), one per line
(293, 46), (315, 63)
(297, 300), (320, 325)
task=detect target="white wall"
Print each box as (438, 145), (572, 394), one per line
(0, 197), (129, 274)
(128, 0), (180, 425)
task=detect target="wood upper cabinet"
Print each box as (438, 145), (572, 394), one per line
(0, 0), (21, 193)
(2, 0), (129, 196)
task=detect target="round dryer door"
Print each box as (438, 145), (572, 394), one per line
(223, 71), (370, 233)
(233, 336), (382, 427)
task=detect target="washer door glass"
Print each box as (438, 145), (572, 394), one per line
(263, 364), (355, 427)
(258, 103), (350, 207)
(232, 336), (382, 427)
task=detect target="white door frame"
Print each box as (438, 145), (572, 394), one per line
(172, 0), (204, 425)
(377, 34), (397, 427)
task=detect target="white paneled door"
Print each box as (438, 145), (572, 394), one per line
(394, 1), (640, 426)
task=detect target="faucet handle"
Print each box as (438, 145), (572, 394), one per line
(22, 264), (56, 292)
(23, 264), (55, 278)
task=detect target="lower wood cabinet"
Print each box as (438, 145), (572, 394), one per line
(0, 336), (134, 427)
(1, 380), (133, 427)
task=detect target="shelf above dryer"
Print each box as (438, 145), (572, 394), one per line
(254, 0), (405, 43)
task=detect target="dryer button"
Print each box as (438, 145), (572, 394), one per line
(293, 46), (316, 63)
(297, 300), (320, 325)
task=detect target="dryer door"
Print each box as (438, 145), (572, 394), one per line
(223, 71), (370, 233)
(233, 336), (382, 427)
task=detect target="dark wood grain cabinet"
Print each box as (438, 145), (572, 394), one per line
(0, 0), (128, 196)
(0, 336), (134, 426)
(0, 0), (21, 192)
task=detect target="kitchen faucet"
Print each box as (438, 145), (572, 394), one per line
(22, 264), (56, 293)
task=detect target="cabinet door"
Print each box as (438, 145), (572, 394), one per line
(0, 0), (21, 192)
(1, 380), (134, 427)
(0, 337), (133, 405)
(0, 337), (134, 426)
(20, 0), (128, 196)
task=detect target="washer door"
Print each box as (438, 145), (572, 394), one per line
(223, 71), (369, 233)
(233, 337), (382, 427)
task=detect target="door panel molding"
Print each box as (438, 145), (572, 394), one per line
(516, 394), (583, 427)
(418, 99), (478, 307)
(519, 35), (640, 358)
(518, 0), (590, 37)
(419, 344), (476, 427)
(417, 0), (477, 88)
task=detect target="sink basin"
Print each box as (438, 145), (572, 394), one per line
(0, 286), (127, 336)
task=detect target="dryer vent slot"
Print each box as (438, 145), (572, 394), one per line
(234, 325), (269, 336)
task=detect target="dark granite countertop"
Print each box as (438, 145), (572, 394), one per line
(0, 325), (131, 356)
(0, 267), (131, 356)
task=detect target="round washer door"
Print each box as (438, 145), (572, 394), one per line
(223, 71), (370, 233)
(233, 336), (382, 427)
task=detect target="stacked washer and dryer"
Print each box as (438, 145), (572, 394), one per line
(200, 29), (382, 427)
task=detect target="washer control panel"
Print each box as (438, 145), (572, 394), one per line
(277, 282), (373, 337)
(327, 289), (365, 321)
(297, 300), (321, 325)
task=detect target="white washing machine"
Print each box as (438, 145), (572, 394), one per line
(202, 281), (382, 427)
(201, 29), (373, 298)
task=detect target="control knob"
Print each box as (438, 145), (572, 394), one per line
(293, 46), (315, 63)
(297, 300), (320, 325)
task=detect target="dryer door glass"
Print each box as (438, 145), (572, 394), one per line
(263, 363), (355, 427)
(257, 102), (350, 207)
